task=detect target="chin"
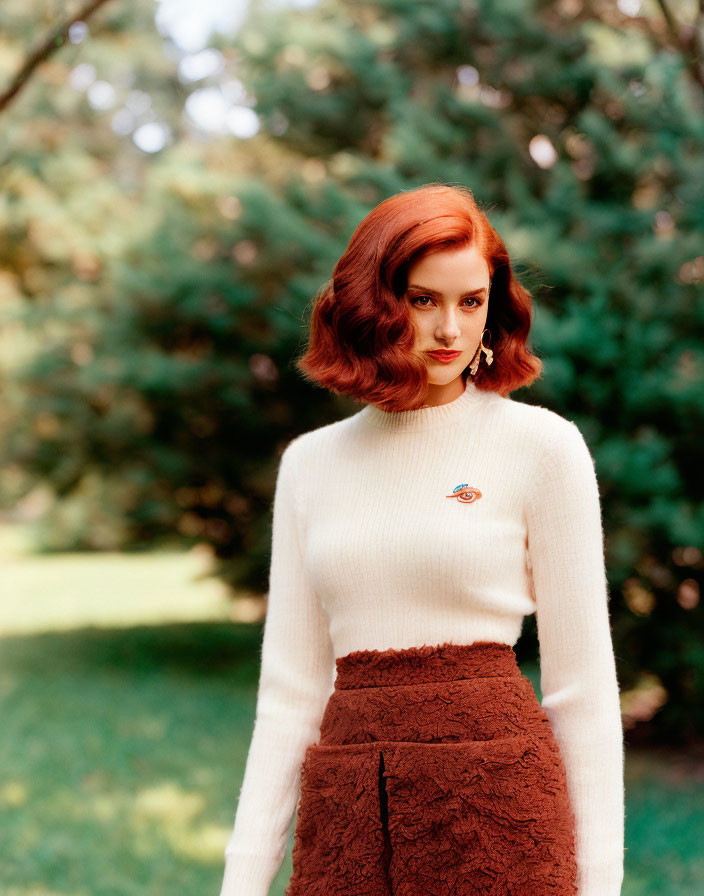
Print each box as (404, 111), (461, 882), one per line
(426, 370), (467, 387)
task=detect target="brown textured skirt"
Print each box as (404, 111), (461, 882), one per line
(285, 641), (578, 896)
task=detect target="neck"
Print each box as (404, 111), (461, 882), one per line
(419, 378), (467, 408)
(359, 377), (499, 433)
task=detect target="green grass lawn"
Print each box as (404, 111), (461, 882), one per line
(0, 524), (701, 895)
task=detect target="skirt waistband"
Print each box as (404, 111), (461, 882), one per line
(334, 640), (521, 690)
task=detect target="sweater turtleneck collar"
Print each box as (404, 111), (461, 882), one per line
(359, 376), (498, 432)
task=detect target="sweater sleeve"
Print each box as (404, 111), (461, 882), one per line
(219, 438), (336, 896)
(525, 419), (625, 896)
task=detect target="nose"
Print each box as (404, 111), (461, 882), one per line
(434, 308), (462, 342)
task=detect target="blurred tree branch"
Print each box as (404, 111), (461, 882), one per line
(654, 0), (704, 91)
(0, 0), (116, 114)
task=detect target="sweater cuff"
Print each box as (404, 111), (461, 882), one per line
(219, 851), (279, 896)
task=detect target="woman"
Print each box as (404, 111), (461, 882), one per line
(219, 183), (625, 896)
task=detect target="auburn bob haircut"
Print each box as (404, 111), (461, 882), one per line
(296, 183), (542, 413)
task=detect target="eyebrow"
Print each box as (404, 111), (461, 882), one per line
(406, 285), (489, 298)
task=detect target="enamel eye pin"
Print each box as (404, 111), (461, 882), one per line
(446, 483), (482, 504)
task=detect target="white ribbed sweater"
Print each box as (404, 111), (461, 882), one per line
(219, 377), (625, 896)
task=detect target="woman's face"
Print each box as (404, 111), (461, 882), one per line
(404, 243), (491, 386)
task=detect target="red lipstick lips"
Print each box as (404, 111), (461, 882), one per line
(427, 350), (461, 363)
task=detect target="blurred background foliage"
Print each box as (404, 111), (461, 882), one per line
(0, 0), (702, 755)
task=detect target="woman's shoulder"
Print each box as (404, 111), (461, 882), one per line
(498, 395), (594, 472)
(280, 414), (358, 466)
(501, 393), (584, 438)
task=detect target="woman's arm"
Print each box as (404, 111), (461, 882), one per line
(525, 418), (625, 896)
(220, 437), (335, 896)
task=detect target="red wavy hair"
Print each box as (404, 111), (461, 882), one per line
(296, 183), (542, 412)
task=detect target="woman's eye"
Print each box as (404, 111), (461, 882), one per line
(410, 296), (479, 308)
